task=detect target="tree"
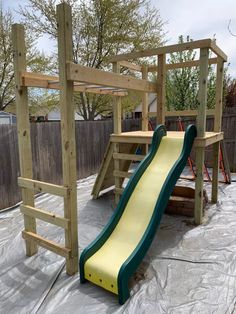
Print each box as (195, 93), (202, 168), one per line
(19, 0), (165, 120)
(166, 36), (199, 111)
(0, 6), (57, 113)
(0, 8), (15, 111)
(165, 35), (230, 112)
(225, 79), (236, 107)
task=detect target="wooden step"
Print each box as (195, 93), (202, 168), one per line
(18, 177), (69, 197)
(22, 231), (71, 258)
(20, 204), (69, 229)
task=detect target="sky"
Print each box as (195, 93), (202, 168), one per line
(3, 0), (236, 77)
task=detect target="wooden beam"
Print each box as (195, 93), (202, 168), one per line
(109, 39), (212, 62)
(21, 71), (127, 96)
(20, 205), (69, 229)
(210, 41), (228, 62)
(113, 152), (145, 162)
(57, 2), (78, 275)
(195, 132), (223, 147)
(22, 231), (71, 258)
(113, 170), (133, 179)
(141, 66), (149, 131)
(162, 109), (215, 117)
(12, 24), (37, 256)
(212, 57), (225, 203)
(115, 187), (124, 195)
(119, 61), (142, 72)
(112, 62), (122, 204)
(156, 54), (166, 124)
(18, 177), (69, 197)
(112, 62), (122, 134)
(195, 47), (209, 225)
(148, 57), (218, 72)
(214, 58), (224, 133)
(67, 62), (157, 93)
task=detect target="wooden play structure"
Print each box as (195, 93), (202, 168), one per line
(12, 3), (227, 275)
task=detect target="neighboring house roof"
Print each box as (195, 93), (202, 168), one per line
(134, 93), (157, 113)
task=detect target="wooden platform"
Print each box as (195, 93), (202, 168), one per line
(110, 131), (224, 147)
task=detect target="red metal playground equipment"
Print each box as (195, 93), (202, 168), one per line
(148, 118), (231, 184)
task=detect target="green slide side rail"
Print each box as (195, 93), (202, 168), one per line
(80, 124), (197, 304)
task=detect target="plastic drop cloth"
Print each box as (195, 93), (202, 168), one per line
(1, 173), (236, 314)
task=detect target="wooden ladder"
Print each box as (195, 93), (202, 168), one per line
(12, 3), (78, 275)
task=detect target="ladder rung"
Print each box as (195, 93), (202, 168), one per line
(113, 153), (145, 161)
(113, 170), (133, 178)
(115, 187), (124, 195)
(20, 204), (69, 229)
(22, 231), (71, 258)
(18, 177), (69, 197)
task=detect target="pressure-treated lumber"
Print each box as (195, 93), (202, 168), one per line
(113, 170), (133, 179)
(12, 24), (37, 256)
(92, 142), (138, 199)
(119, 61), (142, 72)
(210, 40), (228, 63)
(195, 47), (209, 225)
(147, 57), (218, 72)
(67, 62), (157, 93)
(151, 109), (215, 117)
(20, 205), (69, 229)
(156, 54), (166, 124)
(109, 39), (227, 62)
(113, 152), (145, 162)
(21, 71), (127, 96)
(57, 2), (78, 275)
(112, 62), (122, 203)
(110, 131), (223, 147)
(18, 177), (69, 197)
(212, 57), (224, 203)
(142, 66), (149, 131)
(22, 231), (71, 258)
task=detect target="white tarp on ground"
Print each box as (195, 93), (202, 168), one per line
(1, 174), (236, 314)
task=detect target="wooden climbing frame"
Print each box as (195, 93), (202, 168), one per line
(12, 2), (227, 275)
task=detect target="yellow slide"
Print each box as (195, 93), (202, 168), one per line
(80, 124), (197, 304)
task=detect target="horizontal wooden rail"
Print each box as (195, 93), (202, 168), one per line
(110, 39), (214, 62)
(113, 170), (133, 179)
(113, 153), (145, 161)
(20, 204), (69, 229)
(20, 72), (127, 96)
(67, 62), (157, 93)
(119, 61), (142, 72)
(148, 109), (215, 117)
(22, 231), (71, 258)
(210, 41), (227, 62)
(148, 58), (218, 72)
(18, 177), (69, 197)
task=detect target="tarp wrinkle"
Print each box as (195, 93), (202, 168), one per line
(1, 173), (236, 313)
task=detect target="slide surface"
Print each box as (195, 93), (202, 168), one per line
(80, 124), (197, 304)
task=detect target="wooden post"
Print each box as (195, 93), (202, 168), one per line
(112, 62), (122, 204)
(195, 48), (209, 225)
(142, 66), (149, 131)
(212, 57), (224, 203)
(156, 54), (166, 125)
(57, 3), (78, 275)
(12, 24), (37, 256)
(112, 62), (122, 134)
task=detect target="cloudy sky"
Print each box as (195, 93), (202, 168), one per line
(4, 0), (236, 77)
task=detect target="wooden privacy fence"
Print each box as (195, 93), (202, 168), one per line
(0, 113), (235, 211)
(0, 119), (141, 210)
